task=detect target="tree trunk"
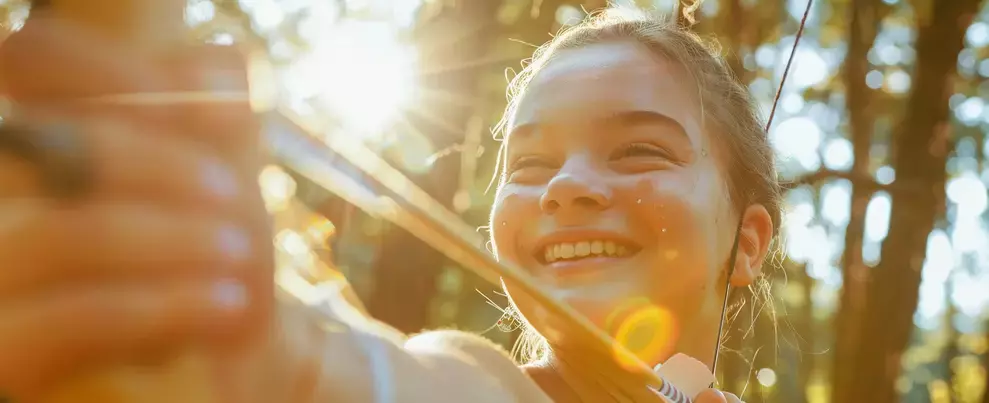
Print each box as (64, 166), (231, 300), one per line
(943, 278), (960, 403)
(982, 325), (989, 403)
(795, 263), (813, 403)
(366, 0), (500, 334)
(829, 1), (887, 401)
(849, 1), (983, 401)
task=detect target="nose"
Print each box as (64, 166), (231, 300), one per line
(540, 162), (612, 214)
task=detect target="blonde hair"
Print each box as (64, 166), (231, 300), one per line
(490, 5), (784, 364)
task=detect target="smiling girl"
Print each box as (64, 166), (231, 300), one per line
(0, 4), (779, 403)
(479, 6), (781, 401)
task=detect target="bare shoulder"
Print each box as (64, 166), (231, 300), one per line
(405, 329), (520, 373)
(405, 330), (553, 402)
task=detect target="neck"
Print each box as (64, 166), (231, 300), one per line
(672, 320), (719, 371)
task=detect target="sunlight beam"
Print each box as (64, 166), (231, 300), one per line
(285, 20), (417, 137)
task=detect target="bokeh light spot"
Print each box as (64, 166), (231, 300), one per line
(757, 368), (778, 387)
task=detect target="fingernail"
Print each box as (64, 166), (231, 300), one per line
(218, 225), (251, 261)
(212, 279), (249, 310)
(202, 158), (239, 200)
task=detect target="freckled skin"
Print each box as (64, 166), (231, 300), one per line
(489, 40), (771, 368)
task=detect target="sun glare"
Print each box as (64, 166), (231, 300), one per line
(285, 20), (417, 136)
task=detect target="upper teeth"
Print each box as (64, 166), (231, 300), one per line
(544, 240), (629, 262)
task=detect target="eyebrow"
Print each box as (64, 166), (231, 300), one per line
(507, 110), (688, 141)
(602, 110), (687, 135)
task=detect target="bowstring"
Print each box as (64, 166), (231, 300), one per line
(766, 0), (814, 133)
(710, 0), (814, 380)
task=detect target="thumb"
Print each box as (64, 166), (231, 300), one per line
(694, 388), (728, 403)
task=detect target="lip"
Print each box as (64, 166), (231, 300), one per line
(529, 228), (643, 267)
(540, 255), (640, 281)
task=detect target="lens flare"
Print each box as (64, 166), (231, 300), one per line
(607, 298), (679, 370)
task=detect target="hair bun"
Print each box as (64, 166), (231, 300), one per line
(679, 0), (703, 27)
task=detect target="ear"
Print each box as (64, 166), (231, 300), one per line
(730, 204), (774, 287)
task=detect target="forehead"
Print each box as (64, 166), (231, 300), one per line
(509, 40), (701, 136)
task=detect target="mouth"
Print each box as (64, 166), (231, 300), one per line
(533, 237), (643, 265)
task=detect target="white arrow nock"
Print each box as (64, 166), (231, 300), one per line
(653, 354), (717, 403)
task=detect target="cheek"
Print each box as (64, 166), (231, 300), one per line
(629, 170), (727, 288)
(488, 188), (537, 263)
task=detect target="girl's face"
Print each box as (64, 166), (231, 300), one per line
(489, 40), (772, 366)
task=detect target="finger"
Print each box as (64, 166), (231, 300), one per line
(0, 14), (171, 128)
(0, 280), (249, 400)
(77, 45), (261, 167)
(0, 201), (253, 296)
(1, 7), (260, 152)
(89, 118), (245, 206)
(25, 116), (239, 207)
(0, 117), (242, 206)
(694, 388), (728, 403)
(1, 16), (252, 208)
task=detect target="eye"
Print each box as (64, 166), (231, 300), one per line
(611, 143), (673, 160)
(505, 155), (556, 183)
(508, 156), (547, 171)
